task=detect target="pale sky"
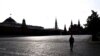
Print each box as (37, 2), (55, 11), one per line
(0, 0), (100, 29)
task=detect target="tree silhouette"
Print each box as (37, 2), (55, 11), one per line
(85, 10), (100, 41)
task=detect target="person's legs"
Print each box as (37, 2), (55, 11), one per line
(70, 43), (72, 51)
(70, 43), (73, 51)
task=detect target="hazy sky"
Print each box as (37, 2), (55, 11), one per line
(0, 0), (100, 29)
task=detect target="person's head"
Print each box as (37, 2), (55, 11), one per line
(71, 34), (73, 38)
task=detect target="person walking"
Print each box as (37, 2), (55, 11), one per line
(69, 34), (74, 51)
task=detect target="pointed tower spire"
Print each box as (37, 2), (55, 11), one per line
(64, 24), (67, 32)
(78, 19), (80, 27)
(69, 20), (73, 34)
(71, 20), (73, 27)
(63, 24), (67, 34)
(55, 18), (58, 29)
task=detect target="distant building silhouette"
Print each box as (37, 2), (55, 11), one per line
(69, 20), (73, 34)
(71, 20), (73, 27)
(43, 18), (63, 35)
(3, 17), (16, 24)
(78, 19), (80, 27)
(0, 17), (43, 29)
(0, 17), (44, 36)
(55, 18), (58, 29)
(22, 19), (26, 27)
(69, 20), (84, 34)
(2, 10), (100, 36)
(64, 25), (67, 32)
(0, 16), (66, 36)
(63, 24), (67, 35)
(21, 19), (28, 35)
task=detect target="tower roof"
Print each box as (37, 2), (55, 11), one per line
(3, 17), (16, 24)
(64, 24), (67, 31)
(71, 20), (73, 25)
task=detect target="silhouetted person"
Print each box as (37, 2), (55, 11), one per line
(69, 35), (74, 51)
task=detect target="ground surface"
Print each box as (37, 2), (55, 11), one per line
(0, 35), (99, 56)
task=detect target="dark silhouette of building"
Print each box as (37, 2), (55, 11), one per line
(62, 24), (68, 35)
(78, 20), (80, 27)
(0, 16), (66, 36)
(2, 10), (100, 37)
(22, 19), (27, 27)
(68, 20), (84, 34)
(55, 18), (58, 29)
(21, 19), (28, 35)
(43, 18), (63, 35)
(68, 20), (73, 34)
(0, 17), (44, 36)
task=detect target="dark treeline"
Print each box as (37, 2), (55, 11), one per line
(0, 10), (100, 41)
(84, 10), (100, 41)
